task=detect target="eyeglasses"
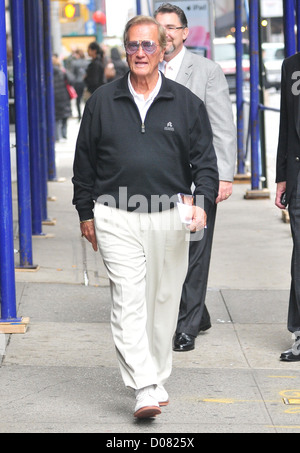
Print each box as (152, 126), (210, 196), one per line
(164, 26), (185, 32)
(125, 40), (158, 55)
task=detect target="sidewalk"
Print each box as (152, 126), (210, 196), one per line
(1, 115), (300, 434)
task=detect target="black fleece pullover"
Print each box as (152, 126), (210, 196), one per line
(72, 73), (219, 221)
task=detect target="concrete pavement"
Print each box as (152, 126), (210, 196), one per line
(1, 104), (300, 433)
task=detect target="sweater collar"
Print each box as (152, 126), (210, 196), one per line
(114, 71), (175, 101)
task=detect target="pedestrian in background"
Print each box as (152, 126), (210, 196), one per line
(84, 41), (105, 100)
(71, 49), (89, 121)
(155, 3), (237, 352)
(109, 47), (128, 80)
(276, 53), (300, 362)
(52, 54), (73, 142)
(72, 15), (218, 419)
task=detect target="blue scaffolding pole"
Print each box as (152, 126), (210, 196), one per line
(235, 0), (245, 175)
(10, 0), (37, 270)
(136, 0), (141, 15)
(297, 0), (300, 52)
(0, 0), (19, 322)
(284, 0), (296, 57)
(37, 0), (50, 223)
(24, 0), (44, 236)
(43, 0), (57, 182)
(249, 0), (260, 191)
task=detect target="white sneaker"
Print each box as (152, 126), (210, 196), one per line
(134, 385), (161, 419)
(155, 385), (169, 407)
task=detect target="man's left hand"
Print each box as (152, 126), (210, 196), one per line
(188, 206), (207, 232)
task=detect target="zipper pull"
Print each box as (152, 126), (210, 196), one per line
(141, 122), (145, 134)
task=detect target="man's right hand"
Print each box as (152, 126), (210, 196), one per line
(80, 220), (98, 252)
(275, 181), (287, 210)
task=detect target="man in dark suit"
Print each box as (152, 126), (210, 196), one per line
(154, 3), (237, 351)
(276, 53), (300, 361)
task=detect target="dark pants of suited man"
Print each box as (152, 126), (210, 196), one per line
(176, 201), (217, 337)
(288, 171), (300, 333)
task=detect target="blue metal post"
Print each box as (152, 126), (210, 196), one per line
(235, 0), (245, 175)
(136, 0), (141, 15)
(296, 0), (300, 52)
(249, 0), (260, 190)
(37, 0), (49, 222)
(10, 0), (35, 269)
(25, 0), (44, 235)
(43, 0), (57, 182)
(0, 0), (19, 321)
(283, 0), (296, 57)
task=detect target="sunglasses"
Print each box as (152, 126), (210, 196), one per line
(125, 40), (158, 55)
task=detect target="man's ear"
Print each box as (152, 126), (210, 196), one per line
(183, 27), (189, 43)
(159, 49), (166, 63)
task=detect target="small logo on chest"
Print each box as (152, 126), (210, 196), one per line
(164, 121), (175, 132)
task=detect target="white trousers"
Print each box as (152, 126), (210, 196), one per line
(94, 203), (189, 390)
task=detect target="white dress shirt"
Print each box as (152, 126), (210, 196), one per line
(128, 72), (162, 123)
(159, 47), (186, 81)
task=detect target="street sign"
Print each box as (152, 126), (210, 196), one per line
(85, 19), (96, 35)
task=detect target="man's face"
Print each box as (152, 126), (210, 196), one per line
(155, 12), (189, 60)
(126, 24), (165, 79)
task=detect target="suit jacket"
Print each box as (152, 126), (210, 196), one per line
(276, 53), (300, 203)
(175, 49), (237, 182)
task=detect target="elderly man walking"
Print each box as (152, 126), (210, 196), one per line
(72, 15), (218, 419)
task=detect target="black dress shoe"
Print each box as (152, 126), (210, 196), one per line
(173, 333), (195, 352)
(280, 349), (300, 362)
